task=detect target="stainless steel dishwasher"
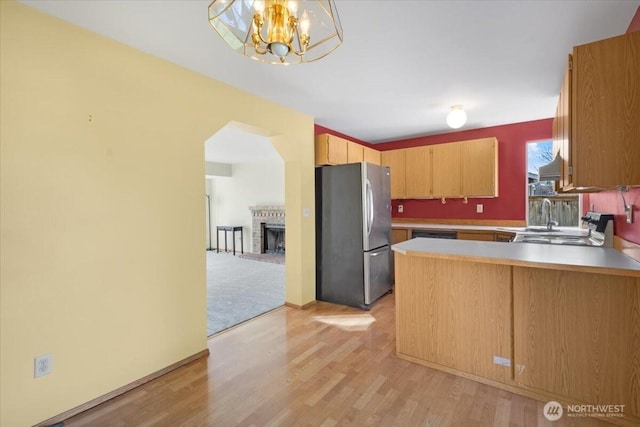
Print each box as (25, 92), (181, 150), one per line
(411, 230), (457, 239)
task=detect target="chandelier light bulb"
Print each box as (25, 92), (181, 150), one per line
(300, 10), (310, 33)
(269, 42), (290, 58)
(446, 105), (467, 129)
(209, 0), (343, 65)
(288, 0), (298, 15)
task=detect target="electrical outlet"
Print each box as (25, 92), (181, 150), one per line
(34, 353), (52, 378)
(626, 205), (633, 224)
(398, 204), (404, 213)
(493, 355), (511, 367)
(476, 204), (483, 213)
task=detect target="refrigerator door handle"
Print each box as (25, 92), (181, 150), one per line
(369, 246), (390, 257)
(366, 179), (374, 236)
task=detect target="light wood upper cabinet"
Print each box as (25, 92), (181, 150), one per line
(347, 142), (364, 163)
(363, 146), (381, 165)
(381, 149), (406, 199)
(315, 134), (348, 166)
(461, 137), (498, 197)
(315, 133), (382, 166)
(432, 142), (462, 197)
(553, 56), (572, 190)
(556, 31), (640, 190)
(405, 146), (432, 198)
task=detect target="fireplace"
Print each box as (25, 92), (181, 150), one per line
(262, 223), (285, 254)
(248, 206), (285, 254)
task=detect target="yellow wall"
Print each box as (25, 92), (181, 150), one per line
(0, 2), (316, 425)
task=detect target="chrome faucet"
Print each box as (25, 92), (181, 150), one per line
(541, 198), (558, 230)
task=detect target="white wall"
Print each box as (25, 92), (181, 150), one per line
(205, 161), (232, 177)
(212, 159), (285, 252)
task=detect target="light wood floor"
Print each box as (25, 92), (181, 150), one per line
(63, 295), (610, 426)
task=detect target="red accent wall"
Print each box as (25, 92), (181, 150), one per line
(627, 5), (640, 33)
(374, 119), (552, 221)
(581, 6), (640, 245)
(314, 6), (640, 242)
(584, 189), (640, 245)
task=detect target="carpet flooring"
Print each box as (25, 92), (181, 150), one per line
(238, 252), (285, 265)
(207, 251), (285, 336)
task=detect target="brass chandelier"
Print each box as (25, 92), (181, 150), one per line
(208, 0), (343, 65)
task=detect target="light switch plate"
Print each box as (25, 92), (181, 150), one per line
(476, 204), (483, 213)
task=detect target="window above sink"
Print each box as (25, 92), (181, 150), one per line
(526, 140), (580, 228)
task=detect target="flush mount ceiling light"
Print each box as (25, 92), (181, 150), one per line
(446, 105), (467, 129)
(208, 0), (343, 65)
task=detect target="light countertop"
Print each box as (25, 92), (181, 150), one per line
(392, 223), (502, 231)
(392, 237), (640, 277)
(392, 222), (588, 237)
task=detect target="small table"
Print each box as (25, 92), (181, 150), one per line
(216, 226), (243, 255)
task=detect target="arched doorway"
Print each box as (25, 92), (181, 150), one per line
(204, 122), (286, 335)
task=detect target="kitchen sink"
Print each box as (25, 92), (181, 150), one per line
(514, 234), (591, 246)
(523, 227), (561, 233)
(497, 226), (583, 235)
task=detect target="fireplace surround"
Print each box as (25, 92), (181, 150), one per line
(249, 206), (285, 254)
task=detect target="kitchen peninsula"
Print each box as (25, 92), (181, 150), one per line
(392, 238), (640, 425)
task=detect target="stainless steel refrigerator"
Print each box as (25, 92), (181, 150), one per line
(315, 162), (393, 310)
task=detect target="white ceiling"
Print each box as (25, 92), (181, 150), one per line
(204, 122), (282, 164)
(19, 0), (639, 145)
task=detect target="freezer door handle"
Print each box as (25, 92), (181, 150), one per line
(369, 247), (389, 257)
(365, 179), (374, 236)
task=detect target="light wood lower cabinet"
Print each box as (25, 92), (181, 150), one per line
(395, 253), (640, 423)
(456, 231), (495, 241)
(513, 267), (640, 417)
(395, 255), (513, 384)
(391, 228), (409, 244)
